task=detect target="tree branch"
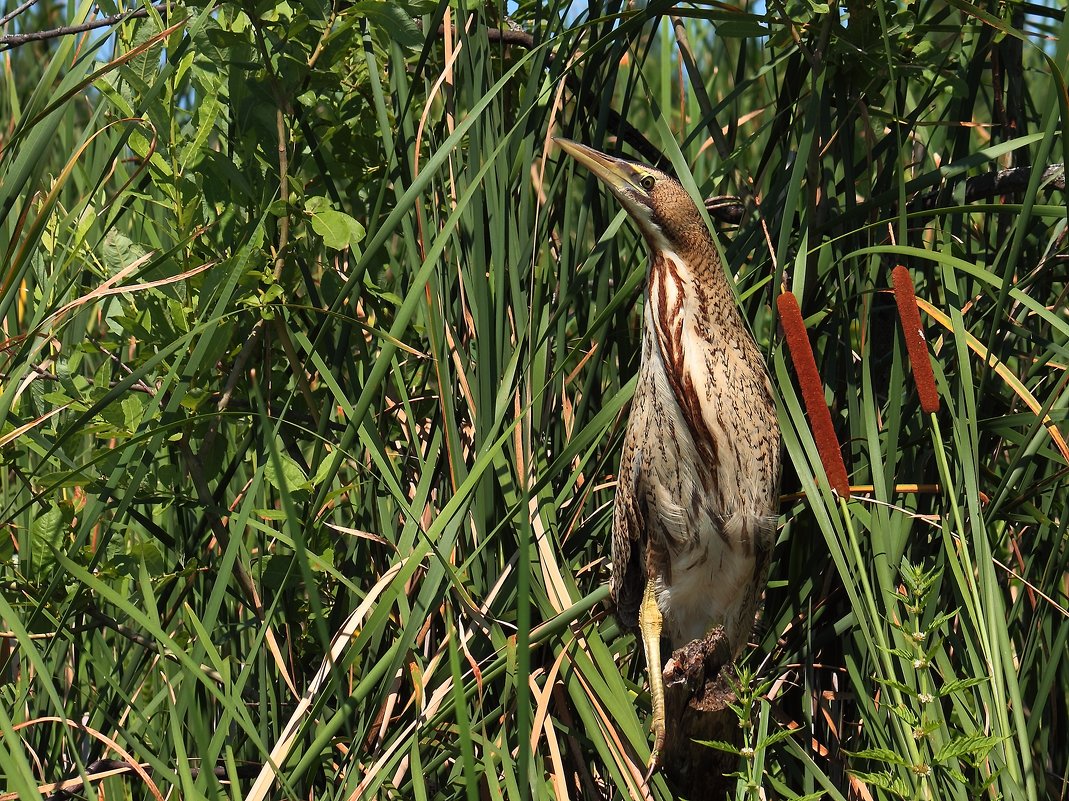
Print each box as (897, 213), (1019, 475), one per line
(0, 2), (167, 50)
(0, 0), (43, 29)
(942, 163), (1065, 204)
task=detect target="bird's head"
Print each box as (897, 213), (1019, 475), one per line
(554, 137), (708, 257)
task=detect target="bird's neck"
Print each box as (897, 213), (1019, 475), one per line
(646, 237), (743, 331)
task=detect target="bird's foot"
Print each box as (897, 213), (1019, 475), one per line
(665, 626), (728, 686)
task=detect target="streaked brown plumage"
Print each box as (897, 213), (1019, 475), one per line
(555, 138), (781, 772)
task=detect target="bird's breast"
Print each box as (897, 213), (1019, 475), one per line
(641, 279), (780, 518)
(654, 512), (766, 647)
(633, 286), (780, 649)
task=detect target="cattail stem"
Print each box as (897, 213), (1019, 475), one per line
(777, 291), (850, 498)
(892, 266), (941, 414)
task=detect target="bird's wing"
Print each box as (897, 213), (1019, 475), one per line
(611, 447), (647, 629)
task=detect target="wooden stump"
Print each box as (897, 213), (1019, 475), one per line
(659, 627), (740, 799)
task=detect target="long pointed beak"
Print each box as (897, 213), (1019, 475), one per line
(554, 137), (635, 196)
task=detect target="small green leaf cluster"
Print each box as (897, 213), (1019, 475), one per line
(699, 667), (820, 801)
(846, 561), (1003, 799)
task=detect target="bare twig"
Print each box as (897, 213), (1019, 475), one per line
(959, 163), (1064, 201)
(704, 195), (744, 225)
(87, 342), (158, 396)
(0, 0), (42, 29)
(0, 2), (168, 49)
(445, 24), (536, 48)
(271, 103), (291, 280)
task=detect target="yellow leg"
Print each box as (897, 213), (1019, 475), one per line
(639, 579), (665, 776)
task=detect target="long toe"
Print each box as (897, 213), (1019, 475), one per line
(645, 721), (665, 781)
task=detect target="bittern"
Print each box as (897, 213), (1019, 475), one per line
(555, 138), (781, 772)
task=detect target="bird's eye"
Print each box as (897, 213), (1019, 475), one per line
(640, 175), (656, 191)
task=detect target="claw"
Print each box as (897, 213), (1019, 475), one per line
(644, 729), (664, 783)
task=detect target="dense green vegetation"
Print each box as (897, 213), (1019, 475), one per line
(1, 0), (1066, 798)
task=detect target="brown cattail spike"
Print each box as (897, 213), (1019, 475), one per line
(891, 266), (941, 414)
(777, 291), (851, 498)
